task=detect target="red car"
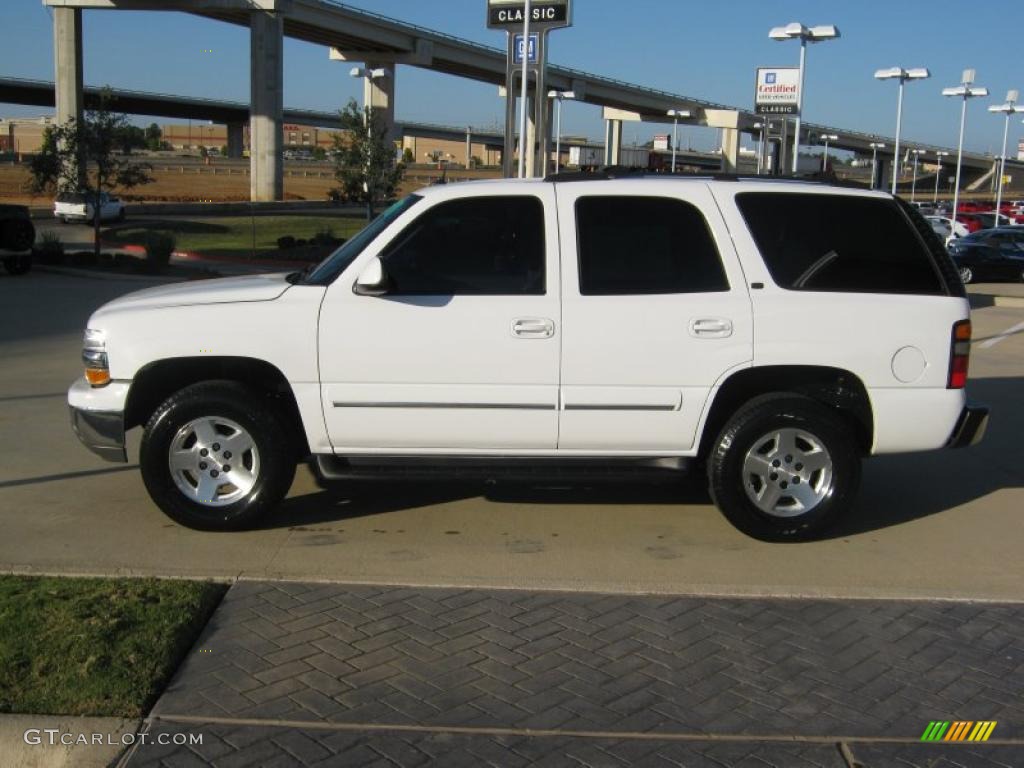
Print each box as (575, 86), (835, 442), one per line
(957, 201), (986, 213)
(956, 213), (985, 233)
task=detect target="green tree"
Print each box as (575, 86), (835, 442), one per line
(144, 123), (163, 151)
(27, 93), (153, 259)
(331, 99), (404, 220)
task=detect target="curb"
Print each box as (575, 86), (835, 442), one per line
(993, 296), (1024, 309)
(33, 264), (186, 284)
(0, 714), (140, 768)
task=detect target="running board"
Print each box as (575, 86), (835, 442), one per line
(311, 454), (693, 485)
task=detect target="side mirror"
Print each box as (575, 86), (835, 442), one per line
(353, 256), (390, 296)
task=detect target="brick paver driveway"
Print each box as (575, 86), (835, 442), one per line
(126, 582), (1024, 766)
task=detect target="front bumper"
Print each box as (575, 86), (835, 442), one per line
(946, 403), (990, 449)
(67, 377), (129, 463)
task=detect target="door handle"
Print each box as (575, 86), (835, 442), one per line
(511, 318), (555, 338)
(689, 318), (733, 338)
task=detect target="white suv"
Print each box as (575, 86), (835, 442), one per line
(67, 176), (988, 540)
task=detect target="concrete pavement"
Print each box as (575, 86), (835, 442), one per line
(124, 581), (1024, 766)
(1, 272), (1022, 600)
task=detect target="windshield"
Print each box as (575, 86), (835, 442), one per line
(303, 195), (422, 285)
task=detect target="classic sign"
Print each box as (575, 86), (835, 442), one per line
(487, 0), (571, 29)
(755, 67), (801, 115)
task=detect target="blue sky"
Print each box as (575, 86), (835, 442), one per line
(2, 0), (1021, 153)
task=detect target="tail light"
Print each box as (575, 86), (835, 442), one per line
(948, 320), (971, 389)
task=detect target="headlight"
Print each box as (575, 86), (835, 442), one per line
(82, 328), (109, 387)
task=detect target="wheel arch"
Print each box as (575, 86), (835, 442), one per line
(698, 365), (873, 460)
(125, 356), (309, 457)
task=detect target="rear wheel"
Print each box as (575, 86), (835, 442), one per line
(140, 381), (296, 530)
(959, 266), (973, 284)
(708, 394), (861, 541)
(3, 253), (31, 275)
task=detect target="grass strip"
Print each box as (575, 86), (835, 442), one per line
(0, 575), (225, 718)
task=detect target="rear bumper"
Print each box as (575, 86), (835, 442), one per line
(946, 404), (990, 449)
(67, 377), (129, 463)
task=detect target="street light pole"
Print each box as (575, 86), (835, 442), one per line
(666, 109), (691, 173)
(753, 122), (764, 174)
(988, 90), (1022, 217)
(874, 67), (930, 195)
(817, 133), (837, 171)
(943, 69), (988, 224)
(933, 150), (948, 203)
(869, 142), (885, 189)
(769, 23), (841, 175)
(548, 90), (576, 175)
(517, 0), (532, 179)
(910, 149), (925, 201)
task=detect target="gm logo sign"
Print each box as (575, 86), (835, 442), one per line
(765, 72), (777, 84)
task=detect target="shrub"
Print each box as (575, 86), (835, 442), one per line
(311, 227), (339, 247)
(276, 235), (296, 250)
(143, 231), (176, 272)
(34, 231), (65, 264)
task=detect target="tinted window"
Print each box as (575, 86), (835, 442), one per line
(735, 193), (945, 295)
(381, 196), (544, 295)
(575, 196), (729, 295)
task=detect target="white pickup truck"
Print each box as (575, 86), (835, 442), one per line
(54, 191), (126, 224)
(68, 175), (988, 540)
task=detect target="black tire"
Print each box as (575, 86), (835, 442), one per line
(707, 393), (861, 541)
(140, 380), (296, 531)
(2, 219), (35, 252)
(959, 266), (973, 284)
(3, 253), (32, 275)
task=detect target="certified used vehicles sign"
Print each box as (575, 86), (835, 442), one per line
(755, 67), (801, 115)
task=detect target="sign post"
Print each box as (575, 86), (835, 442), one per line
(488, 0), (572, 178)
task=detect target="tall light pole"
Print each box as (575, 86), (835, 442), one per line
(933, 150), (949, 203)
(942, 69), (988, 221)
(666, 109), (691, 173)
(769, 22), (840, 174)
(988, 90), (1022, 216)
(548, 90), (576, 174)
(753, 122), (764, 174)
(517, 0), (532, 178)
(817, 133), (837, 171)
(869, 142), (885, 189)
(349, 66), (390, 220)
(874, 67), (930, 195)
(910, 148), (926, 201)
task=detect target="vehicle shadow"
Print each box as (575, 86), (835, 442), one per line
(269, 376), (1022, 539)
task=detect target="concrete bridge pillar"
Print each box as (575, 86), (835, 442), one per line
(720, 128), (739, 173)
(873, 156), (888, 190)
(604, 118), (622, 166)
(250, 10), (283, 201)
(53, 6), (84, 186)
(226, 122), (245, 159)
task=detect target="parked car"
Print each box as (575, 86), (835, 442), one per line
(925, 215), (968, 241)
(0, 203), (35, 275)
(971, 212), (1017, 229)
(947, 227), (1024, 283)
(956, 213), (985, 233)
(54, 191), (126, 224)
(956, 200), (987, 213)
(67, 177), (986, 541)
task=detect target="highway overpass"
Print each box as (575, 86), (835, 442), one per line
(39, 0), (1018, 199)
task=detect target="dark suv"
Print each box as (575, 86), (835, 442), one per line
(0, 204), (35, 275)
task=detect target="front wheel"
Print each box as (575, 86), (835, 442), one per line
(959, 266), (973, 284)
(140, 381), (296, 530)
(707, 394), (861, 541)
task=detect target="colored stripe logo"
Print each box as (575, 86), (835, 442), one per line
(921, 721), (997, 742)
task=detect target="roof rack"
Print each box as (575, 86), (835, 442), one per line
(543, 169), (874, 191)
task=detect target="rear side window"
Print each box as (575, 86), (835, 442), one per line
(575, 196), (729, 295)
(381, 196), (544, 295)
(735, 193), (945, 295)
